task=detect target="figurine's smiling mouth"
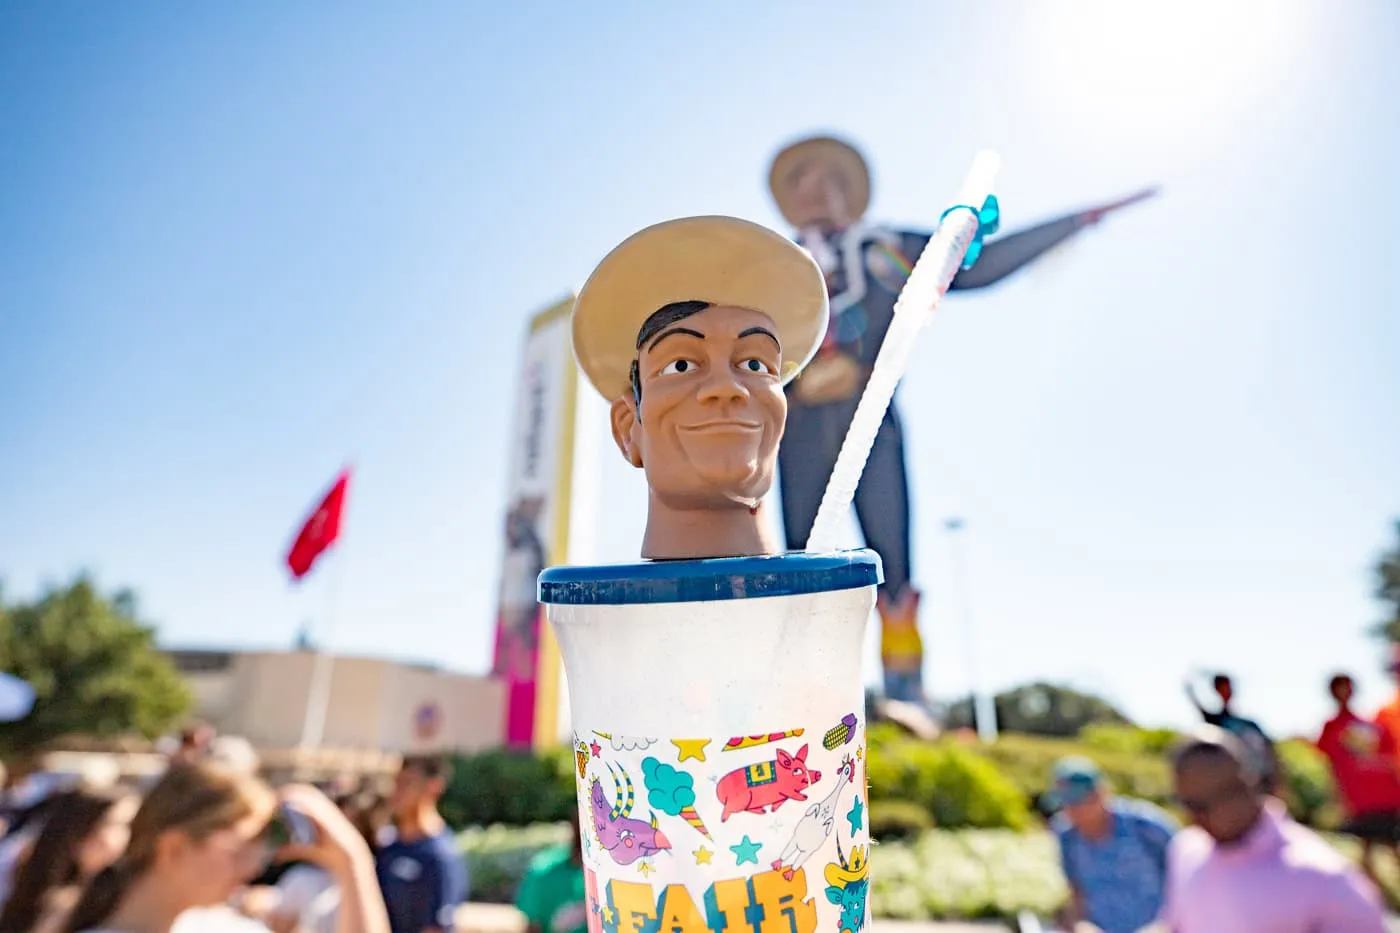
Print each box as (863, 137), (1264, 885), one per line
(680, 421), (762, 433)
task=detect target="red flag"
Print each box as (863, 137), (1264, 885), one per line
(286, 468), (351, 581)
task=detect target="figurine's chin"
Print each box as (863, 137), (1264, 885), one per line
(677, 436), (767, 484)
(683, 461), (768, 505)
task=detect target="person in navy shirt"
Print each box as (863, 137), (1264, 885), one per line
(375, 754), (468, 933)
(1185, 671), (1281, 794)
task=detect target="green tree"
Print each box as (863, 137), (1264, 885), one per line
(0, 576), (192, 755)
(943, 681), (1132, 737)
(1374, 520), (1400, 643)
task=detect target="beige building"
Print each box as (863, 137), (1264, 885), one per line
(165, 648), (506, 755)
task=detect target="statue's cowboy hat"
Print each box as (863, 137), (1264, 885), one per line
(767, 134), (871, 227)
(571, 215), (830, 401)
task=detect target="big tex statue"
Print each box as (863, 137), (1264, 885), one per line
(765, 134), (1156, 707)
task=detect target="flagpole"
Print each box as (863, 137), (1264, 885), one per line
(298, 553), (343, 754)
(297, 465), (352, 758)
(946, 517), (997, 743)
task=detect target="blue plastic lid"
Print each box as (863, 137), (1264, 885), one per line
(538, 549), (882, 606)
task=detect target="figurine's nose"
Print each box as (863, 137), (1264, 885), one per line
(696, 361), (749, 405)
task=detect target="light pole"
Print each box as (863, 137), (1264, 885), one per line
(946, 517), (997, 742)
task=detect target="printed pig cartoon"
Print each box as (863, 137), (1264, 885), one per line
(716, 743), (821, 821)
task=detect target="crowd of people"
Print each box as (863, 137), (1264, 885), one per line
(0, 730), (467, 933)
(1044, 660), (1400, 932)
(13, 662), (1400, 933)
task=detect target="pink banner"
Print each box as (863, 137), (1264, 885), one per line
(491, 297), (577, 750)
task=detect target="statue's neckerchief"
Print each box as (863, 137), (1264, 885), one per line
(797, 221), (904, 316)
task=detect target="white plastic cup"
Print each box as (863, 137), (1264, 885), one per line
(539, 549), (881, 933)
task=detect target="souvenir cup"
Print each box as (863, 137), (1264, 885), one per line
(539, 549), (881, 933)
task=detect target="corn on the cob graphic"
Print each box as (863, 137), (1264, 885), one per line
(823, 713), (859, 750)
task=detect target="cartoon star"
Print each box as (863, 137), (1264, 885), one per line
(601, 905), (616, 925)
(673, 738), (710, 762)
(638, 860), (656, 877)
(730, 835), (762, 866)
(590, 741), (602, 758)
(693, 845), (713, 865)
(846, 798), (865, 834)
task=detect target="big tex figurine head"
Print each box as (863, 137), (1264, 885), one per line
(571, 216), (829, 560)
(768, 135), (871, 232)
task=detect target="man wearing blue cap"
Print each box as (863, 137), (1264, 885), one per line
(1048, 757), (1177, 933)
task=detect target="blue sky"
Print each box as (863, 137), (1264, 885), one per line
(3, 1), (1397, 738)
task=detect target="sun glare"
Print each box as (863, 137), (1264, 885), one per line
(1017, 0), (1316, 156)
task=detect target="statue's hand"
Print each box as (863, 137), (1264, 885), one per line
(1083, 186), (1161, 225)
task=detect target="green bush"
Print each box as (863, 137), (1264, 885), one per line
(442, 748), (576, 828)
(871, 829), (1069, 920)
(973, 732), (1174, 809)
(459, 823), (1070, 921)
(868, 799), (934, 840)
(1078, 723), (1181, 757)
(867, 737), (1030, 830)
(1278, 737), (1341, 829)
(462, 821), (1400, 921)
(445, 727), (1343, 847)
(866, 720), (910, 753)
(460, 821), (572, 903)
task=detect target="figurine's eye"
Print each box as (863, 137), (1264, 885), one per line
(740, 358), (776, 375)
(660, 359), (695, 376)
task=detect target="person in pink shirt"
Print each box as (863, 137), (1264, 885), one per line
(1160, 727), (1389, 932)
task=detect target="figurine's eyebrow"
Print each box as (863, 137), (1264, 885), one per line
(646, 327), (704, 352)
(738, 327), (779, 347)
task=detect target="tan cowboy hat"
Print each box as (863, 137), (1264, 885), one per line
(571, 215), (830, 401)
(767, 135), (871, 227)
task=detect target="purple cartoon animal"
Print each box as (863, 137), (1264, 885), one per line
(590, 764), (671, 865)
(716, 743), (821, 822)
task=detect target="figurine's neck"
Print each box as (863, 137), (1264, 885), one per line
(800, 221), (850, 241)
(640, 495), (780, 560)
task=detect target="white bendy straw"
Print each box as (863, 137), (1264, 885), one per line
(804, 150), (1002, 554)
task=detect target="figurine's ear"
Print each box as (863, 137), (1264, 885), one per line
(610, 397), (644, 468)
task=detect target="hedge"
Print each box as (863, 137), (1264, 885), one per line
(440, 746), (577, 828)
(446, 726), (1392, 922)
(460, 822), (1400, 923)
(458, 820), (1069, 921)
(441, 726), (1344, 836)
